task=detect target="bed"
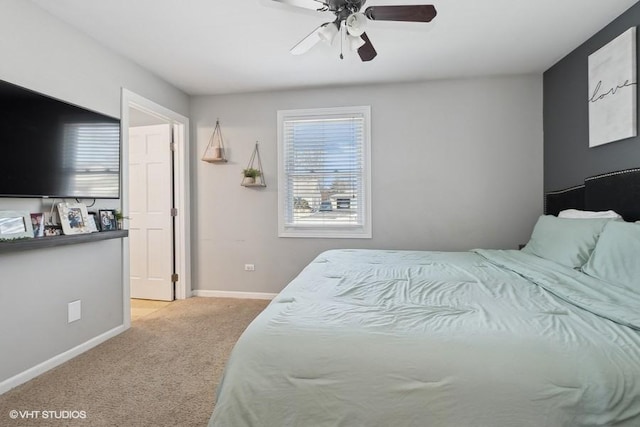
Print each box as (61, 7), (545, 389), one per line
(208, 169), (640, 427)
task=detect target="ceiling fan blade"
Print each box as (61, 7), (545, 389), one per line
(272, 0), (328, 11)
(357, 32), (377, 62)
(290, 24), (327, 55)
(364, 5), (437, 22)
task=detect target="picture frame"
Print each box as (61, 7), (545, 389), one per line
(44, 225), (63, 237)
(0, 210), (34, 240)
(43, 211), (58, 226)
(87, 212), (99, 233)
(98, 209), (118, 231)
(30, 213), (45, 238)
(588, 27), (637, 147)
(57, 202), (92, 235)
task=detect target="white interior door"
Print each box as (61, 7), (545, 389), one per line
(129, 124), (174, 301)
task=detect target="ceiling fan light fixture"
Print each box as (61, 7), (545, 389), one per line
(318, 23), (339, 44)
(345, 13), (367, 37)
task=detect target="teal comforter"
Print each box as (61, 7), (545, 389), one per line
(208, 249), (640, 426)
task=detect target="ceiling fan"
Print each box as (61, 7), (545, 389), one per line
(273, 0), (437, 62)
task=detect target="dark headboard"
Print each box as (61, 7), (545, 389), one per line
(545, 168), (640, 222)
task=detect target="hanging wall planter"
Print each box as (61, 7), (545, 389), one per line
(241, 142), (266, 187)
(202, 119), (227, 163)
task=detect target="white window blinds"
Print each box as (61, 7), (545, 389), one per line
(278, 106), (371, 238)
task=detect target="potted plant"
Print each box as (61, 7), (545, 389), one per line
(114, 210), (128, 230)
(242, 168), (261, 185)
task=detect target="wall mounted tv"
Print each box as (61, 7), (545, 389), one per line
(0, 79), (121, 199)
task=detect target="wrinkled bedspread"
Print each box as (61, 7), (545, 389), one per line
(208, 249), (640, 427)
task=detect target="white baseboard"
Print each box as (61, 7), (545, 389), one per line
(0, 324), (127, 395)
(193, 290), (277, 300)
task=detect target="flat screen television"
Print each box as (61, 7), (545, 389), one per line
(0, 79), (121, 199)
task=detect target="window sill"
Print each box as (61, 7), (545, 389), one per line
(279, 229), (372, 239)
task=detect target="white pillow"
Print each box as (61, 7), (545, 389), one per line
(558, 209), (622, 219)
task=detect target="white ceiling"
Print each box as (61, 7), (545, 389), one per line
(30, 0), (639, 96)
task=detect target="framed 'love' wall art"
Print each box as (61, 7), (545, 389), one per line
(588, 27), (637, 148)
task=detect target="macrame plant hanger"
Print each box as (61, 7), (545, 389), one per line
(201, 119), (227, 163)
(241, 142), (266, 187)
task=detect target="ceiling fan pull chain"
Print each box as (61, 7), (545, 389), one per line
(340, 21), (345, 59)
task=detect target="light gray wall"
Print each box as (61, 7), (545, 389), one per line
(0, 1), (189, 120)
(0, 0), (189, 385)
(0, 241), (123, 382)
(191, 75), (544, 294)
(544, 2), (640, 191)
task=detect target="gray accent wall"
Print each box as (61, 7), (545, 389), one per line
(0, 0), (188, 387)
(544, 2), (640, 191)
(191, 75), (544, 295)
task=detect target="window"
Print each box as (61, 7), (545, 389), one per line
(278, 106), (371, 238)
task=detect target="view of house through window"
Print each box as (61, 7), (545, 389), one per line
(278, 106), (371, 238)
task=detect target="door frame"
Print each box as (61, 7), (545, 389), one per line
(121, 89), (191, 328)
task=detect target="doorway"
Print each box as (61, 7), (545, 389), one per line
(121, 89), (191, 328)
(130, 298), (172, 321)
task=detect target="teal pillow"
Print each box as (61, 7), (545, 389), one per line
(581, 221), (640, 291)
(522, 215), (612, 268)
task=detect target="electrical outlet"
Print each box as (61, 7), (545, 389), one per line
(244, 264), (255, 271)
(68, 300), (81, 323)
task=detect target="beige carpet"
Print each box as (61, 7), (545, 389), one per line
(0, 297), (268, 427)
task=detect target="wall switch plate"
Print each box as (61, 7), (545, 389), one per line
(68, 300), (81, 323)
(244, 264), (255, 271)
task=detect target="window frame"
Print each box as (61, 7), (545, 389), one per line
(277, 106), (372, 239)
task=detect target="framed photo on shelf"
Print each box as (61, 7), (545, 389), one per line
(0, 210), (34, 240)
(30, 213), (45, 238)
(87, 212), (99, 233)
(98, 209), (118, 231)
(43, 211), (57, 226)
(57, 202), (91, 235)
(44, 225), (63, 236)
